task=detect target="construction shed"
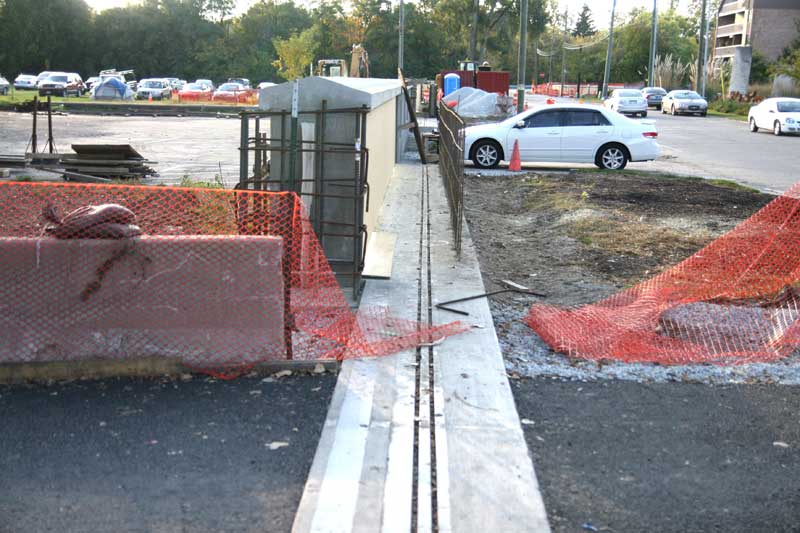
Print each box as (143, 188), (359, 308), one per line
(244, 77), (408, 297)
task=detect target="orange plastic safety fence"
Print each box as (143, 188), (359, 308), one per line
(526, 183), (800, 365)
(0, 182), (465, 378)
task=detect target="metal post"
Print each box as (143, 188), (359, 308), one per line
(239, 113), (249, 186)
(288, 80), (299, 193)
(46, 96), (54, 154)
(398, 0), (405, 72)
(469, 0), (479, 60)
(648, 0), (658, 87)
(696, 0), (707, 94)
(31, 96), (38, 154)
(560, 8), (568, 97)
(601, 0), (618, 99)
(517, 0), (528, 113)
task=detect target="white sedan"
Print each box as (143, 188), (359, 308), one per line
(749, 97), (800, 136)
(465, 104), (660, 170)
(603, 89), (649, 117)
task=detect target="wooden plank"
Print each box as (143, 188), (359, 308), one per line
(398, 69), (427, 165)
(362, 231), (396, 280)
(71, 144), (144, 159)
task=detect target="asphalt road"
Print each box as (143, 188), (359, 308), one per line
(0, 373), (335, 533)
(645, 111), (798, 194)
(513, 378), (800, 533)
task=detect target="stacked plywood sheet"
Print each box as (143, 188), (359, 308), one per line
(61, 144), (158, 180)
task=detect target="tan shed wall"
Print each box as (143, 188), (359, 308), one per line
(364, 97), (397, 235)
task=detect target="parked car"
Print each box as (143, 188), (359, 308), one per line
(641, 87), (667, 110)
(13, 74), (37, 90)
(38, 72), (85, 97)
(662, 90), (708, 116)
(748, 97), (800, 136)
(178, 82), (213, 102)
(84, 76), (101, 92)
(212, 82), (251, 103)
(35, 71), (55, 88)
(165, 77), (185, 91)
(136, 78), (173, 100)
(257, 81), (275, 90)
(0, 75), (9, 95)
(227, 77), (251, 88)
(604, 89), (649, 117)
(465, 104), (659, 170)
(195, 79), (215, 91)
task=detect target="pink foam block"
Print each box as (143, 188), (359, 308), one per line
(0, 236), (285, 364)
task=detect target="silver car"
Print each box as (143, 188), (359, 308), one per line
(0, 75), (9, 95)
(662, 90), (708, 117)
(641, 87), (667, 110)
(603, 89), (649, 117)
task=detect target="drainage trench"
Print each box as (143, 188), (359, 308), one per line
(412, 164), (439, 532)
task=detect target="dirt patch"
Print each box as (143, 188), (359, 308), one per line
(464, 170), (781, 379)
(465, 171), (771, 306)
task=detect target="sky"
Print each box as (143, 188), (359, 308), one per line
(84, 0), (693, 26)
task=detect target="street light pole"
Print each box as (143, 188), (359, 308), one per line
(398, 0), (405, 72)
(648, 0), (658, 87)
(601, 0), (617, 99)
(517, 0), (528, 113)
(560, 7), (568, 97)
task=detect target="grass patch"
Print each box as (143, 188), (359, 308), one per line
(566, 215), (710, 258)
(523, 175), (594, 211)
(707, 110), (748, 122)
(179, 174), (226, 189)
(706, 179), (760, 193)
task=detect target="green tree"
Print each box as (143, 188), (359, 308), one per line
(573, 4), (595, 37)
(273, 27), (317, 80)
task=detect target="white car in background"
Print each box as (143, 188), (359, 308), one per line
(14, 74), (37, 90)
(603, 89), (649, 117)
(661, 90), (708, 116)
(0, 75), (9, 95)
(465, 104), (659, 170)
(748, 97), (800, 136)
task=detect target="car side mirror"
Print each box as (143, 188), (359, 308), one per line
(515, 120), (525, 129)
(769, 109), (775, 113)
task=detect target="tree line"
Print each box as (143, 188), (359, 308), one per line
(0, 0), (713, 88)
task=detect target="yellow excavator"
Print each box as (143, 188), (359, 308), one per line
(316, 44), (370, 78)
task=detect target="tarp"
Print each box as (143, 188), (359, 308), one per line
(92, 77), (133, 100)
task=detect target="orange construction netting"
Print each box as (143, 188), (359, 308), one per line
(0, 182), (465, 377)
(526, 183), (800, 365)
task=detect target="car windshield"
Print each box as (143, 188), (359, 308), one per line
(184, 83), (204, 90)
(48, 76), (68, 83)
(142, 81), (163, 88)
(777, 101), (800, 112)
(674, 92), (702, 100)
(218, 83), (241, 91)
(618, 90), (642, 97)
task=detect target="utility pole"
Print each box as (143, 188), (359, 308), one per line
(700, 6), (711, 96)
(470, 0), (479, 60)
(696, 0), (707, 94)
(398, 0), (405, 72)
(560, 7), (568, 97)
(517, 0), (528, 113)
(648, 0), (658, 87)
(601, 0), (617, 99)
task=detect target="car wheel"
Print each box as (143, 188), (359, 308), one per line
(670, 105), (677, 116)
(661, 105), (667, 114)
(642, 111), (648, 118)
(471, 139), (502, 169)
(700, 111), (707, 117)
(656, 105), (662, 111)
(749, 117), (759, 133)
(596, 144), (628, 170)
(774, 121), (782, 136)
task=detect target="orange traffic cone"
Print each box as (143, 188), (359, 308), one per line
(148, 93), (153, 102)
(509, 140), (522, 171)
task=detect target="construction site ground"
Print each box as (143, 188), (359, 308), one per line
(0, 373), (336, 532)
(464, 169), (800, 532)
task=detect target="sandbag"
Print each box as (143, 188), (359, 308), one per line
(44, 203), (141, 239)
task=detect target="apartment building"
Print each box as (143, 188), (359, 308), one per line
(714, 0), (800, 62)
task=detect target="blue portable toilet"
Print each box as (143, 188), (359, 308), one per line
(443, 73), (461, 97)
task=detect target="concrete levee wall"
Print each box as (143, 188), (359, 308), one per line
(0, 236), (285, 365)
(365, 97), (397, 236)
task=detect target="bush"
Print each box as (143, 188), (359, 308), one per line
(708, 99), (750, 116)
